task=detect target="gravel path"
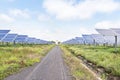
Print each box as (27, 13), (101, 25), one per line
(5, 46), (71, 80)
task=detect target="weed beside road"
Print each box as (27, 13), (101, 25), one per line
(0, 44), (54, 80)
(64, 44), (120, 80)
(60, 45), (98, 80)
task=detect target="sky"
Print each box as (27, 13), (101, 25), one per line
(0, 0), (120, 41)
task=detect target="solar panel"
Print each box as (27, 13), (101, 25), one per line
(15, 35), (28, 43)
(91, 34), (105, 44)
(96, 29), (119, 36)
(75, 37), (84, 44)
(0, 34), (6, 40)
(96, 29), (119, 51)
(38, 39), (49, 44)
(0, 30), (10, 40)
(0, 30), (10, 33)
(62, 38), (81, 44)
(26, 38), (50, 44)
(111, 28), (120, 34)
(35, 39), (42, 44)
(26, 37), (36, 44)
(104, 36), (115, 45)
(2, 34), (17, 42)
(67, 39), (77, 44)
(82, 35), (94, 44)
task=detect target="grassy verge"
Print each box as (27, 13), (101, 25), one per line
(60, 45), (98, 80)
(0, 44), (54, 80)
(64, 44), (120, 79)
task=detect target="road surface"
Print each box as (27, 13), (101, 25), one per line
(5, 46), (71, 80)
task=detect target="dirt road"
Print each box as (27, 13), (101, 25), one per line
(5, 46), (71, 80)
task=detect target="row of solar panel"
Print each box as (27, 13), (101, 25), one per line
(0, 30), (51, 44)
(63, 28), (120, 46)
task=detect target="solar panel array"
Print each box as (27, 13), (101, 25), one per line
(0, 30), (10, 41)
(15, 35), (28, 43)
(63, 28), (120, 46)
(2, 34), (17, 42)
(91, 34), (105, 45)
(82, 35), (94, 45)
(0, 30), (52, 44)
(96, 29), (118, 36)
(63, 37), (84, 44)
(27, 37), (36, 44)
(111, 28), (120, 34)
(75, 37), (84, 44)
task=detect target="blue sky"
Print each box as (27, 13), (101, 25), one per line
(0, 0), (120, 41)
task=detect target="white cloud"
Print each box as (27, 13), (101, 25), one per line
(79, 27), (98, 34)
(38, 14), (50, 21)
(95, 21), (120, 29)
(9, 9), (30, 19)
(0, 13), (14, 23)
(37, 29), (76, 41)
(38, 27), (98, 41)
(43, 0), (120, 20)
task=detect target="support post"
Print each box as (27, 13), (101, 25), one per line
(115, 36), (117, 52)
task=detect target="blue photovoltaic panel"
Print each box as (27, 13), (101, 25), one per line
(2, 34), (17, 42)
(0, 30), (10, 33)
(82, 35), (94, 44)
(0, 34), (6, 40)
(70, 39), (79, 44)
(42, 40), (48, 44)
(27, 37), (36, 44)
(15, 35), (28, 43)
(35, 39), (41, 44)
(111, 28), (120, 34)
(5, 34), (17, 38)
(27, 38), (50, 44)
(91, 34), (105, 44)
(0, 30), (10, 40)
(104, 36), (115, 45)
(34, 39), (40, 44)
(75, 37), (84, 44)
(63, 38), (79, 44)
(96, 29), (120, 46)
(96, 29), (119, 36)
(38, 39), (47, 44)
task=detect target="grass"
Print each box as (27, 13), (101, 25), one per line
(64, 44), (120, 79)
(0, 44), (54, 80)
(60, 45), (98, 80)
